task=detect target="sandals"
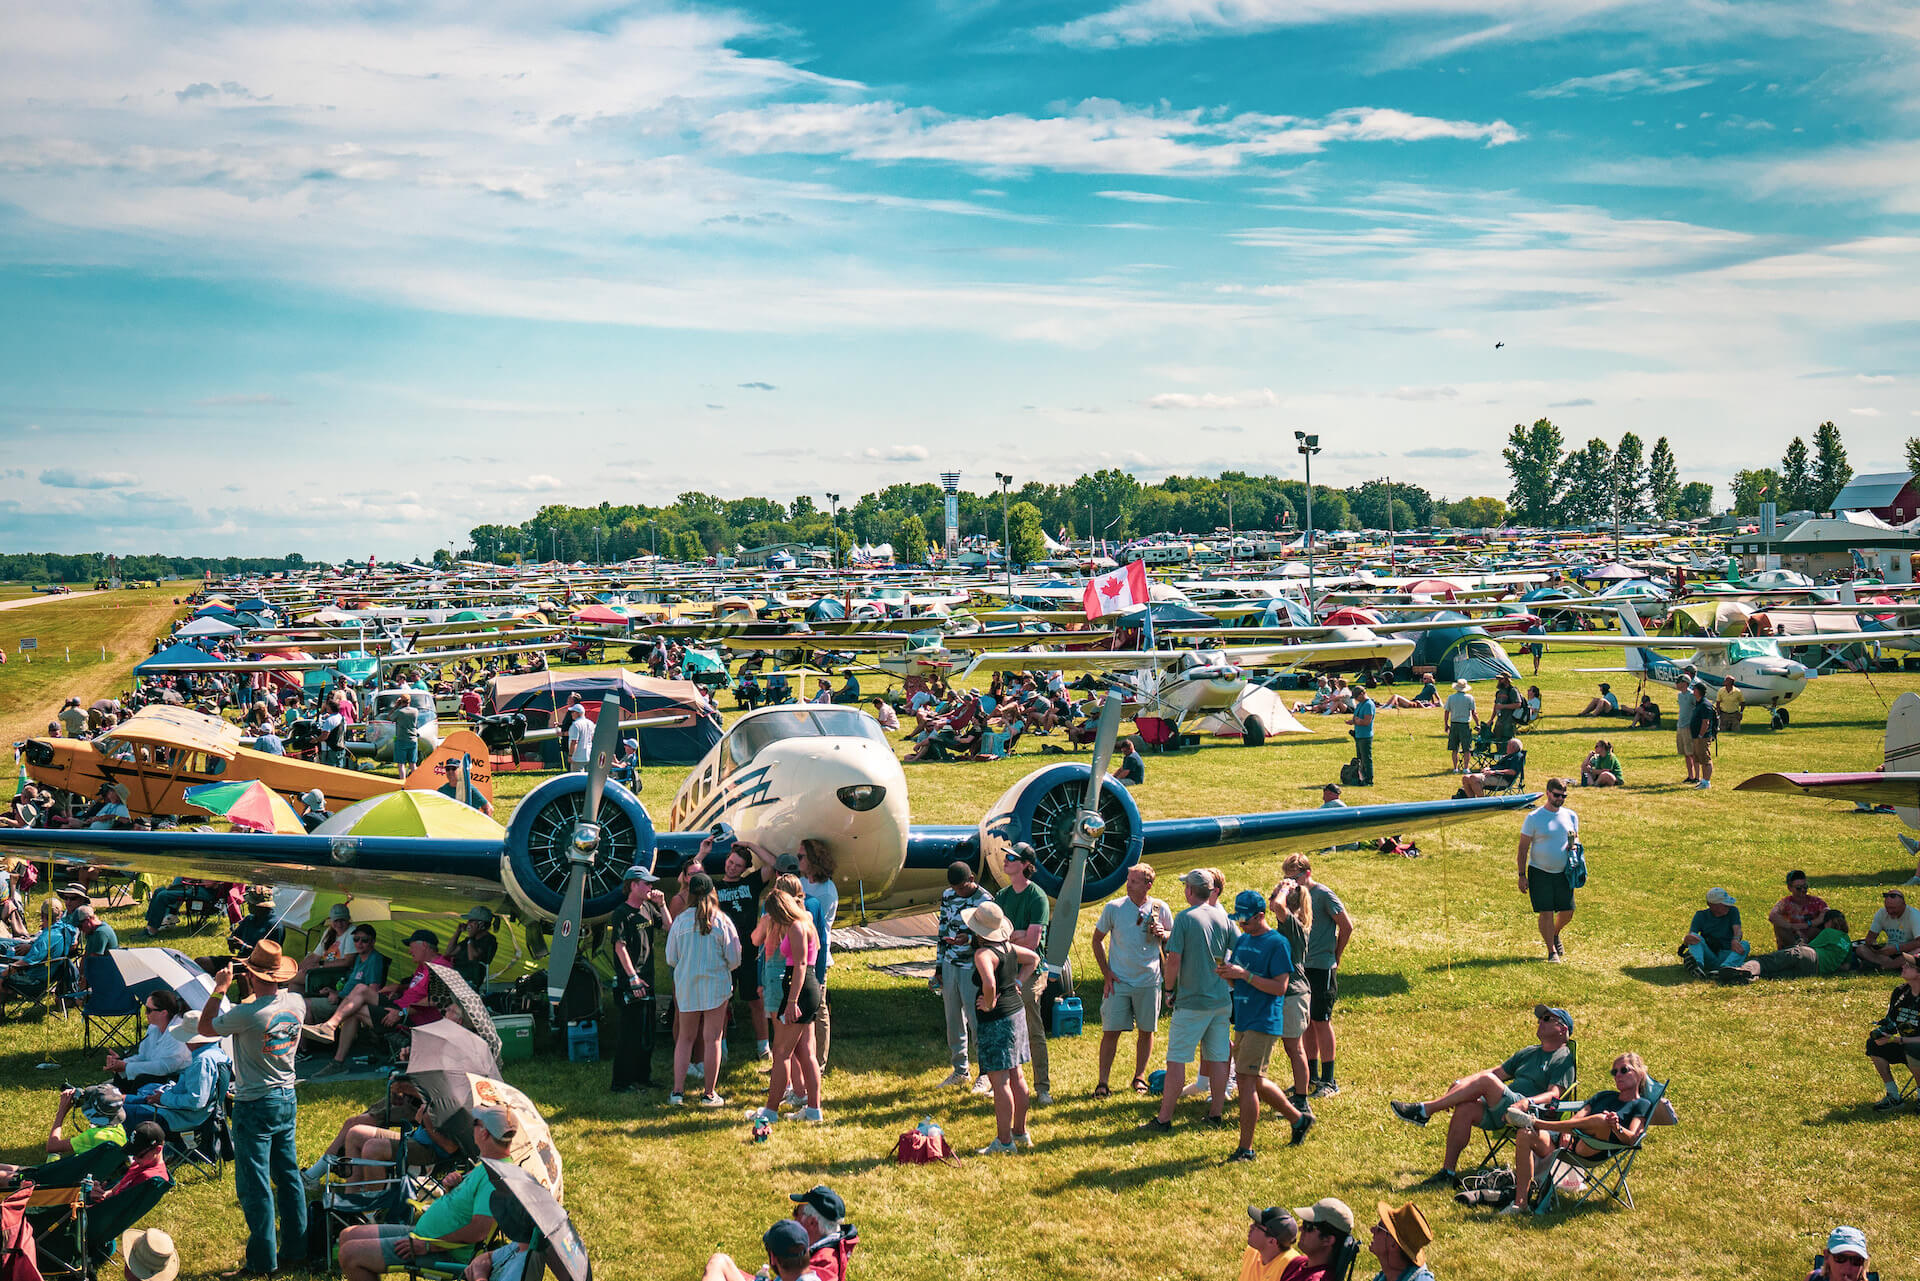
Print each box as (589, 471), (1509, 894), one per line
(1092, 1084), (1112, 1099)
(1131, 1076), (1150, 1094)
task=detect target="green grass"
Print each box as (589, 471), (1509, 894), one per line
(0, 582), (194, 752)
(5, 638), (1920, 1279)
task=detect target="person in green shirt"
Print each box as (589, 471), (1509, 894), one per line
(335, 1108), (512, 1281)
(1716, 910), (1856, 984)
(1580, 739), (1622, 788)
(996, 844), (1052, 1105)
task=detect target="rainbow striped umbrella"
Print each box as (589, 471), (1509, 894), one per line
(183, 779), (307, 834)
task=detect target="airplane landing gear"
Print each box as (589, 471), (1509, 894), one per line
(1242, 718), (1267, 747)
(1771, 707), (1790, 730)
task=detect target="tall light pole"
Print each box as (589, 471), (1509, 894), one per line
(1226, 488), (1235, 569)
(1295, 431), (1321, 606)
(995, 472), (1014, 599)
(825, 493), (841, 573)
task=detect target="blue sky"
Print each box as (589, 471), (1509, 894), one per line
(2, 0), (1918, 557)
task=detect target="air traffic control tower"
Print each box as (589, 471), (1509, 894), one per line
(940, 471), (961, 558)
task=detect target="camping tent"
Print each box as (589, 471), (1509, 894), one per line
(134, 643), (225, 675)
(488, 669), (722, 766)
(1396, 613), (1520, 682)
(176, 616), (242, 638)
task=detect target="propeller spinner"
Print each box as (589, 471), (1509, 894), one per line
(545, 700), (624, 1013)
(1042, 691), (1124, 980)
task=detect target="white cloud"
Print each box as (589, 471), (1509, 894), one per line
(1529, 64), (1723, 98)
(1095, 190), (1201, 203)
(705, 101), (1518, 175)
(1850, 407), (1883, 416)
(40, 467), (139, 489)
(1146, 388), (1279, 409)
(862, 444), (931, 462)
(496, 474), (568, 492)
(1037, 0), (1650, 49)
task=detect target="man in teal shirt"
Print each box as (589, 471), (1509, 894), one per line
(335, 1108), (513, 1281)
(994, 844), (1052, 1105)
(1148, 869), (1236, 1129)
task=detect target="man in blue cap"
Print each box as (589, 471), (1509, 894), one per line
(1388, 1004), (1576, 1188)
(1217, 889), (1314, 1162)
(702, 1219), (817, 1281)
(608, 864), (668, 1094)
(1811, 1226), (1869, 1280)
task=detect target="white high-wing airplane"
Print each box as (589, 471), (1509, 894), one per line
(0, 699), (1533, 1009)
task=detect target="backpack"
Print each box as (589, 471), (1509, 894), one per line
(1339, 758), (1363, 787)
(15, 861), (38, 893)
(890, 1128), (958, 1166)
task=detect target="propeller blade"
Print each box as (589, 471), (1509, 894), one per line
(1045, 692), (1123, 969)
(545, 857), (590, 1013)
(582, 695), (624, 825)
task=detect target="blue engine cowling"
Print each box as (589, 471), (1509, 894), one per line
(500, 771), (656, 923)
(975, 763), (1144, 904)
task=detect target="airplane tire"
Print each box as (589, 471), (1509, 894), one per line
(1242, 719), (1267, 748)
(1377, 669), (1396, 685)
(1771, 707), (1789, 730)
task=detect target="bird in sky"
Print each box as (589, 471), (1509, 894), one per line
(1494, 341), (1506, 349)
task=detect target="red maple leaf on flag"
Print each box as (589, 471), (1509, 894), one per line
(1102, 578), (1124, 598)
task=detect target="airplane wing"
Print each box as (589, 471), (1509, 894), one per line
(1735, 772), (1920, 807)
(962, 650), (1180, 676)
(1224, 638), (1417, 669)
(945, 630), (1115, 653)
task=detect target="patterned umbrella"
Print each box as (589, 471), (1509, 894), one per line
(182, 780), (306, 834)
(425, 965), (502, 1062)
(410, 1072), (564, 1201)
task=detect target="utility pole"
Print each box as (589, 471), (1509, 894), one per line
(995, 472), (1014, 599)
(1384, 476), (1395, 572)
(1295, 432), (1321, 607)
(826, 493), (841, 573)
(1226, 489), (1235, 569)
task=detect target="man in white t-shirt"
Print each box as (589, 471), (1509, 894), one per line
(1518, 779), (1578, 963)
(566, 711), (596, 772)
(1443, 680), (1477, 774)
(1856, 888), (1920, 971)
(1091, 864), (1173, 1097)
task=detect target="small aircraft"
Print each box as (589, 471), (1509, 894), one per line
(20, 705), (496, 816)
(0, 697), (1535, 1011)
(1737, 690), (1920, 836)
(1539, 607), (1920, 728)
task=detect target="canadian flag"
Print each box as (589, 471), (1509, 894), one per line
(1082, 559), (1150, 620)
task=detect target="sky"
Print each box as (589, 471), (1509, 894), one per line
(3, 0), (1919, 559)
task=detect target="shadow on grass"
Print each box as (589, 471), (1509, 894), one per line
(1341, 971), (1412, 998)
(1041, 1151), (1234, 1194)
(1620, 963), (1696, 988)
(1804, 869), (1919, 890)
(1809, 1099), (1919, 1125)
(1421, 956), (1536, 975)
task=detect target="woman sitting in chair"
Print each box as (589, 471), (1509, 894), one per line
(1, 898), (79, 1000)
(1503, 1051), (1661, 1214)
(104, 990), (193, 1089)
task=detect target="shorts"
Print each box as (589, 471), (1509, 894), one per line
(393, 741), (419, 767)
(1527, 867), (1575, 914)
(1166, 1005), (1232, 1065)
(1478, 1087), (1533, 1131)
(1305, 967), (1338, 1023)
(1282, 990), (1309, 1039)
(1865, 1034), (1918, 1065)
(978, 1013), (1031, 1074)
(732, 949), (763, 1004)
(371, 1224), (415, 1265)
(1101, 981), (1160, 1033)
(1688, 734), (1713, 763)
(1675, 726), (1693, 758)
(1233, 1031), (1279, 1076)
(776, 965), (822, 1025)
(1447, 723), (1472, 751)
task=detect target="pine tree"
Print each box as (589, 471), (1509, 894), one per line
(1779, 436), (1814, 511)
(1647, 437), (1679, 519)
(1503, 419), (1564, 525)
(1812, 421), (1852, 510)
(1613, 432), (1647, 519)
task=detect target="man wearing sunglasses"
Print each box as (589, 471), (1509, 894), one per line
(1518, 779), (1578, 963)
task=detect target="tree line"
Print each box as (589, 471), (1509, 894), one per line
(0, 552), (308, 585)
(1502, 423), (1719, 526)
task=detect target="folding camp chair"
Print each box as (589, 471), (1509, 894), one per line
(1531, 1078), (1669, 1216)
(1325, 1237), (1360, 1281)
(1477, 1041), (1576, 1172)
(0, 956), (79, 1024)
(23, 1173), (173, 1280)
(79, 983), (143, 1056)
(162, 1058), (233, 1185)
(1481, 752), (1528, 795)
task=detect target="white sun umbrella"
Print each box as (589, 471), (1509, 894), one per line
(92, 946), (216, 1007)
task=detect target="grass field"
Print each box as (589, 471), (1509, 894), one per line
(0, 583), (193, 751)
(3, 622), (1918, 1280)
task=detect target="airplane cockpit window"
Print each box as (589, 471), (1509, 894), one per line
(1724, 639), (1781, 664)
(99, 737), (137, 762)
(728, 707), (889, 766)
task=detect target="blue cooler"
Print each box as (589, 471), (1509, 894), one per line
(1050, 996), (1083, 1037)
(566, 1019), (600, 1062)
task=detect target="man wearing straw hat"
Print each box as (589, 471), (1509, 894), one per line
(1368, 1202), (1434, 1281)
(120, 1228), (180, 1281)
(201, 939), (307, 1280)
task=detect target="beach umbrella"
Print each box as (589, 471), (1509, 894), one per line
(425, 965), (502, 1060)
(571, 604), (627, 625)
(183, 780), (307, 834)
(91, 946), (216, 1007)
(482, 1158), (592, 1281)
(1581, 563), (1644, 581)
(411, 1016), (500, 1083)
(411, 1073), (564, 1199)
(312, 790), (506, 840)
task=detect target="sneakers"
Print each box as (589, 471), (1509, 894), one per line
(1310, 1079), (1339, 1098)
(1873, 1093), (1904, 1111)
(1289, 1112), (1316, 1145)
(782, 1090), (806, 1108)
(307, 1059), (347, 1080)
(698, 1092), (727, 1108)
(1503, 1104), (1536, 1130)
(1390, 1101), (1428, 1127)
(301, 1023), (337, 1045)
(1695, 779), (1711, 790)
(1497, 1201), (1527, 1217)
(972, 1076), (994, 1096)
(686, 1064), (705, 1083)
(1415, 1169), (1459, 1189)
(669, 1093), (685, 1106)
(1201, 1113), (1228, 1129)
(798, 1107), (825, 1123)
(1034, 1090), (1053, 1106)
(937, 1069), (969, 1089)
(1011, 1131), (1033, 1149)
(1138, 1116), (1173, 1132)
(977, 1140), (1016, 1156)
(1227, 1147), (1256, 1162)
(745, 1106), (780, 1124)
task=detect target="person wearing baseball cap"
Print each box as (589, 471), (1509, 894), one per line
(1867, 950), (1920, 1110)
(1219, 889), (1313, 1160)
(609, 864), (669, 1094)
(1680, 887), (1748, 979)
(1388, 1005), (1575, 1188)
(1369, 1201), (1434, 1281)
(336, 1110), (512, 1281)
(1147, 869), (1237, 1132)
(302, 928), (448, 1073)
(1290, 1199), (1354, 1278)
(995, 841), (1053, 1105)
(704, 1218), (816, 1281)
(1814, 1226), (1869, 1280)
(1856, 886), (1920, 972)
(447, 905), (499, 989)
(1239, 1206), (1301, 1281)
(788, 1185), (856, 1281)
(936, 861), (992, 1090)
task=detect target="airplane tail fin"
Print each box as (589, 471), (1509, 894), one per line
(1615, 606), (1648, 673)
(1886, 692), (1920, 828)
(407, 729), (496, 807)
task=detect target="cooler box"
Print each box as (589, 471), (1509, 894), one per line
(495, 1013), (534, 1064)
(566, 1018), (600, 1063)
(1050, 996), (1083, 1038)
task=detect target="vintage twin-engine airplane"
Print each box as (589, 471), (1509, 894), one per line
(1539, 606), (1920, 729)
(1, 698), (1534, 1010)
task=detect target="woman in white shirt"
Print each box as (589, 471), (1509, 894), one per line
(665, 872), (741, 1108)
(107, 989), (194, 1089)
